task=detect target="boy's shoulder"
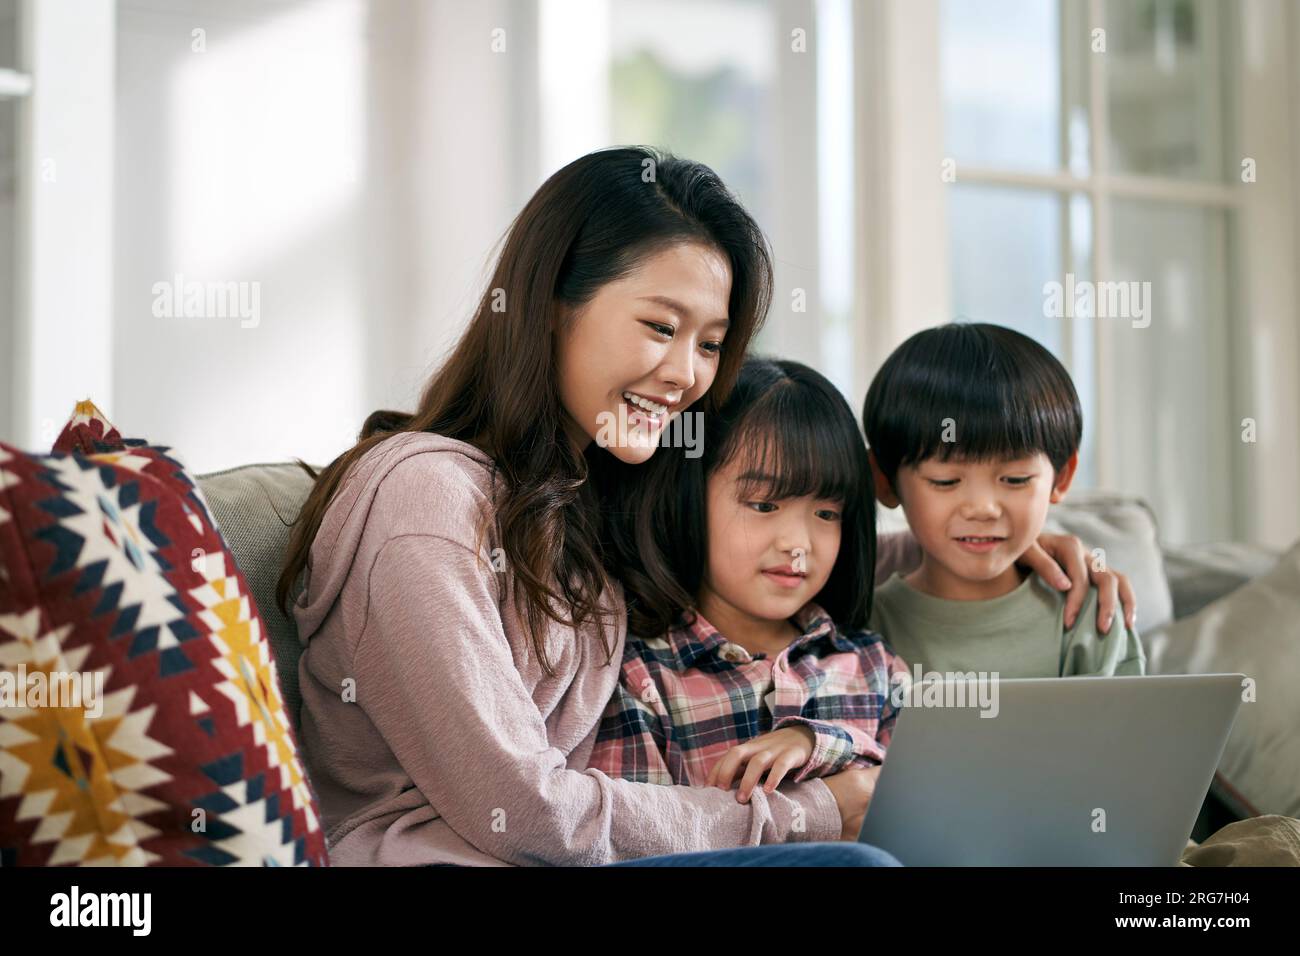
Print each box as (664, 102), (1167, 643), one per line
(867, 573), (917, 632)
(1020, 574), (1111, 634)
(870, 571), (910, 608)
(1046, 580), (1108, 634)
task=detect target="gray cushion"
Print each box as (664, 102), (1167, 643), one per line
(1145, 541), (1300, 819)
(1161, 541), (1283, 620)
(197, 462), (318, 730)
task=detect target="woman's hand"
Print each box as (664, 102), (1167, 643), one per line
(1018, 532), (1138, 633)
(822, 765), (882, 841)
(706, 726), (814, 804)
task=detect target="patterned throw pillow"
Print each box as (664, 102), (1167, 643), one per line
(0, 400), (327, 865)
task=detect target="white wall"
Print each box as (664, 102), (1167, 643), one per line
(11, 0), (114, 451)
(0, 1), (15, 443)
(111, 0), (534, 474)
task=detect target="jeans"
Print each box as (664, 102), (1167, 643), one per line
(601, 842), (901, 867)
(426, 842), (902, 867)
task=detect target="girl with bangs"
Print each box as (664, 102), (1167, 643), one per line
(590, 357), (910, 808)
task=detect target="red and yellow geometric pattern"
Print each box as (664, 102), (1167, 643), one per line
(0, 401), (327, 865)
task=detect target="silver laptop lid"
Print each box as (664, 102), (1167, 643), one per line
(857, 674), (1244, 866)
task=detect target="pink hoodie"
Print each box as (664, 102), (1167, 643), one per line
(291, 431), (850, 865)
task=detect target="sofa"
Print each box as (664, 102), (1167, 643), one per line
(198, 460), (1295, 844)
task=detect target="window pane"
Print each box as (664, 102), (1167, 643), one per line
(950, 184), (1063, 353)
(949, 184), (1098, 490)
(610, 0), (774, 225)
(941, 0), (1060, 171)
(1104, 0), (1227, 181)
(1107, 199), (1231, 543)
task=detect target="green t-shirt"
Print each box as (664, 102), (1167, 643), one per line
(868, 571), (1146, 678)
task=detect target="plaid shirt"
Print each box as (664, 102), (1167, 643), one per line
(589, 602), (911, 787)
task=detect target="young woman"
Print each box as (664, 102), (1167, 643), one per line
(278, 146), (1136, 867)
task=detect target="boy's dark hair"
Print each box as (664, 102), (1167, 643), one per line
(862, 323), (1082, 494)
(606, 357), (877, 638)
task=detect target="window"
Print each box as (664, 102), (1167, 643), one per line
(539, 0), (857, 395)
(942, 0), (1243, 544)
(609, 0), (776, 227)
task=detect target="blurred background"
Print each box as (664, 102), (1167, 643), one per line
(1, 0), (1296, 549)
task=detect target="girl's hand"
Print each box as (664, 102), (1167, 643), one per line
(706, 726), (815, 803)
(1018, 532), (1138, 633)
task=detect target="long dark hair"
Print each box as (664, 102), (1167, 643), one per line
(608, 357), (877, 638)
(277, 147), (773, 675)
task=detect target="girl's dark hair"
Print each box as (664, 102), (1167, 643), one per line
(862, 322), (1083, 494)
(277, 146), (773, 675)
(608, 357), (877, 638)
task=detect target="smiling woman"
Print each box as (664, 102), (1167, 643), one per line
(557, 243), (732, 461)
(274, 146), (900, 867)
(278, 148), (770, 673)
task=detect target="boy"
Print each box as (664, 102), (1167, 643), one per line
(862, 322), (1144, 678)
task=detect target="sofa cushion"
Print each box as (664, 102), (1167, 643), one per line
(0, 400), (327, 865)
(1161, 541), (1283, 620)
(196, 463), (318, 732)
(1145, 540), (1300, 819)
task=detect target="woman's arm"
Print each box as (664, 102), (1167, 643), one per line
(355, 534), (841, 866)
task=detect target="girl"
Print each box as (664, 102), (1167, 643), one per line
(592, 358), (907, 811)
(278, 146), (1136, 867)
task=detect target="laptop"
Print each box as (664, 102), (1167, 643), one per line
(857, 673), (1244, 866)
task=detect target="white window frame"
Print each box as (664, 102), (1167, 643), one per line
(853, 0), (1299, 547)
